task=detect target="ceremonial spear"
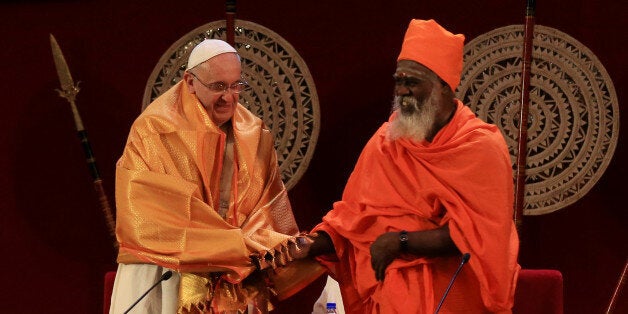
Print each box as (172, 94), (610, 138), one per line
(49, 34), (117, 247)
(514, 0), (536, 231)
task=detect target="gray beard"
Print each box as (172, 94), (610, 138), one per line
(387, 92), (438, 142)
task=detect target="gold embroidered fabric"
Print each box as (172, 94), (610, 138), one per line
(178, 271), (273, 313)
(115, 81), (302, 312)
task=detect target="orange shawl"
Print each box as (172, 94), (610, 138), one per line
(115, 81), (300, 309)
(314, 101), (520, 313)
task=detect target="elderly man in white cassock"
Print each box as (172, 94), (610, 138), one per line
(109, 39), (305, 314)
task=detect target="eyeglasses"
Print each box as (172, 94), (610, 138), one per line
(189, 72), (248, 94)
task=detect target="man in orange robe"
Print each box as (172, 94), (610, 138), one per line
(298, 19), (520, 313)
(110, 39), (303, 313)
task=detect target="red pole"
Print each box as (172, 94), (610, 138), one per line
(605, 258), (628, 314)
(514, 0), (536, 231)
(225, 0), (236, 46)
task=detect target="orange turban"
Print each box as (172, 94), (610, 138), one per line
(397, 19), (465, 91)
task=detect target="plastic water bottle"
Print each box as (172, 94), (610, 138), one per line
(326, 302), (338, 313)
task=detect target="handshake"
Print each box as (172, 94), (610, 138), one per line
(289, 231), (335, 260)
(289, 233), (315, 259)
(248, 232), (335, 271)
(246, 232), (332, 301)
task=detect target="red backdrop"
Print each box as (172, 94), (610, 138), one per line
(0, 1), (625, 313)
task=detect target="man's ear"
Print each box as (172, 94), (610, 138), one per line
(182, 72), (196, 94)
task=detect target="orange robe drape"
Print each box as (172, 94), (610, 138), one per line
(314, 101), (520, 314)
(115, 81), (300, 311)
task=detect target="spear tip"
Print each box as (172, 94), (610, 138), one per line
(50, 33), (75, 91)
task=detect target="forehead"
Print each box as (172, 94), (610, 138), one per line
(197, 53), (242, 79)
(395, 60), (437, 79)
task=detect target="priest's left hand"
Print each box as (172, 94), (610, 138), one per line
(370, 232), (402, 281)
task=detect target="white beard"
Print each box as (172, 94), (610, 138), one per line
(387, 91), (439, 142)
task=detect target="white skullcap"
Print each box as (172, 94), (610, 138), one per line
(186, 39), (237, 70)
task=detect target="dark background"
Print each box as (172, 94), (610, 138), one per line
(1, 1), (626, 313)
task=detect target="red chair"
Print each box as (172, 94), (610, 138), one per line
(103, 269), (563, 313)
(513, 269), (564, 314)
(103, 271), (116, 314)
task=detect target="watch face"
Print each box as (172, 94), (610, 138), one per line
(399, 232), (409, 252)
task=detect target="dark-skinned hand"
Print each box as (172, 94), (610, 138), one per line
(288, 235), (314, 259)
(289, 231), (336, 259)
(370, 231), (402, 281)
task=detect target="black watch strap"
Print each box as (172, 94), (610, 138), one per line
(399, 230), (408, 252)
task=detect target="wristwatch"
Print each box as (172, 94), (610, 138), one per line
(399, 230), (408, 252)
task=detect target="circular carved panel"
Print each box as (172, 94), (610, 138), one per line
(457, 25), (620, 215)
(143, 20), (320, 191)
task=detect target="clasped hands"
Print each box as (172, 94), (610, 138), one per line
(288, 232), (319, 259)
(288, 231), (337, 260)
(288, 231), (403, 282)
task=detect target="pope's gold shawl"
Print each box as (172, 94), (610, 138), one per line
(115, 81), (301, 311)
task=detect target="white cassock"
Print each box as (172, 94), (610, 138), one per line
(109, 264), (179, 314)
(312, 276), (345, 314)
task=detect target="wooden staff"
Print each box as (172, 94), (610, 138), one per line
(514, 0), (536, 230)
(605, 258), (627, 314)
(225, 0), (236, 46)
(49, 34), (117, 248)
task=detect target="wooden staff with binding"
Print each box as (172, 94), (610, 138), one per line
(226, 0), (236, 46)
(514, 0), (536, 230)
(49, 34), (117, 248)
